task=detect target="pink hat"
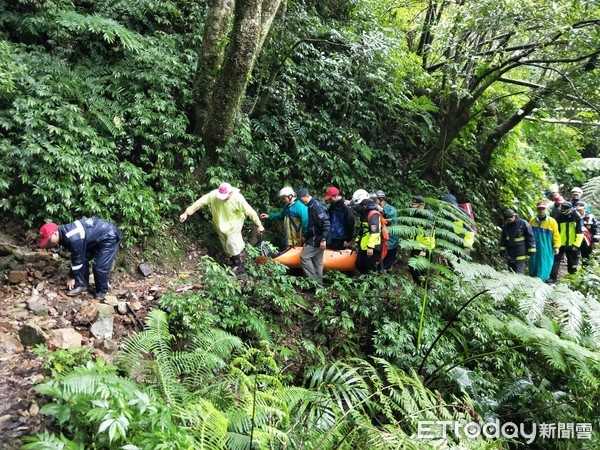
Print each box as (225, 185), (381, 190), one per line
(38, 223), (58, 247)
(216, 182), (234, 200)
(323, 186), (340, 200)
(536, 201), (548, 209)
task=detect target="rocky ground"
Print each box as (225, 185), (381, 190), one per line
(0, 228), (201, 449)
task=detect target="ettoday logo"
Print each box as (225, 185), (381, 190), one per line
(417, 421), (593, 443)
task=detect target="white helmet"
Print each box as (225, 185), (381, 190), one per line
(571, 187), (583, 195)
(352, 189), (371, 205)
(278, 187), (296, 198)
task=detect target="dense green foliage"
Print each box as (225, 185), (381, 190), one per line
(27, 257), (600, 448)
(3, 0), (600, 448)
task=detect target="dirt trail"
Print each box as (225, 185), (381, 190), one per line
(0, 233), (201, 449)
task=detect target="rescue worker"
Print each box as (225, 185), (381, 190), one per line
(528, 201), (560, 281)
(179, 182), (264, 274)
(38, 217), (122, 299)
(297, 188), (330, 284)
(372, 190), (399, 271)
(570, 187), (591, 213)
(260, 187), (308, 249)
(499, 209), (536, 274)
(575, 201), (599, 265)
(550, 195), (565, 220)
(323, 186), (355, 251)
(352, 189), (383, 274)
(549, 202), (584, 282)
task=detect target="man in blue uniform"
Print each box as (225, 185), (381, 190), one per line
(38, 217), (122, 299)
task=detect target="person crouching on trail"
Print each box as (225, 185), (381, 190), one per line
(352, 189), (383, 274)
(499, 209), (536, 274)
(260, 187), (308, 249)
(38, 218), (122, 299)
(179, 182), (264, 274)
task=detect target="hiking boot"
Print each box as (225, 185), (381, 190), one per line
(95, 292), (107, 300)
(66, 285), (89, 296)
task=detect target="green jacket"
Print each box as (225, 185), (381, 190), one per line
(268, 200), (308, 247)
(381, 203), (399, 250)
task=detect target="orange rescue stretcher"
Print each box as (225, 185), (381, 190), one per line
(258, 244), (357, 271)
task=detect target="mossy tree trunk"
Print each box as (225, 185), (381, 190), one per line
(192, 0), (282, 182)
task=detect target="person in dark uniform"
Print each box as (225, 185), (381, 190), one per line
(499, 209), (536, 273)
(38, 217), (122, 299)
(549, 202), (584, 281)
(298, 188), (330, 284)
(323, 186), (355, 251)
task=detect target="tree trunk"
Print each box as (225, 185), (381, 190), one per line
(416, 92), (474, 182)
(192, 0), (282, 183)
(193, 0), (234, 135)
(476, 97), (539, 176)
(202, 0), (262, 154)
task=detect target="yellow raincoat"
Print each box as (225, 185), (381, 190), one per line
(185, 189), (262, 256)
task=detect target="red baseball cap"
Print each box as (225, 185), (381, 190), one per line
(536, 201), (548, 208)
(38, 223), (58, 247)
(323, 186), (340, 200)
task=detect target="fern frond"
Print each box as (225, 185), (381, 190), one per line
(307, 362), (371, 411)
(453, 260), (499, 280)
(175, 399), (228, 450)
(551, 285), (586, 342)
(581, 158), (600, 172)
(506, 318), (600, 378)
(582, 175), (600, 210)
(56, 11), (143, 52)
(585, 296), (600, 346)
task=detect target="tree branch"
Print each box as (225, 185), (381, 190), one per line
(524, 116), (600, 127)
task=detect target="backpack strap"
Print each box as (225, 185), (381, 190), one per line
(367, 210), (381, 222)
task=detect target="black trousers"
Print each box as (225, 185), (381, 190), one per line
(382, 247), (398, 270)
(507, 260), (526, 274)
(550, 246), (579, 280)
(328, 239), (346, 251)
(356, 250), (381, 274)
(580, 243), (593, 265)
